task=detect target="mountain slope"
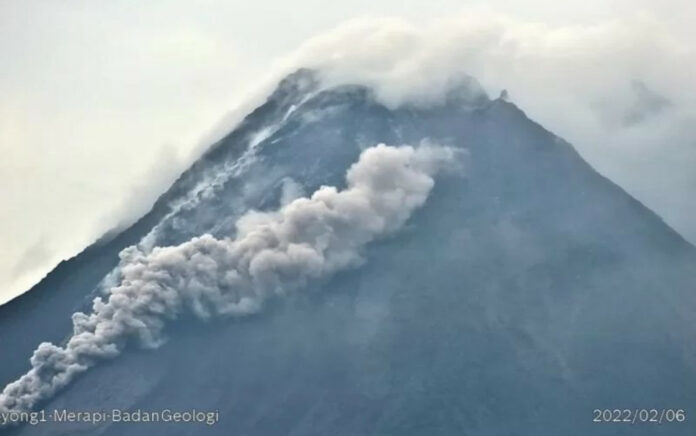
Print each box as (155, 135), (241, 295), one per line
(2, 69), (695, 435)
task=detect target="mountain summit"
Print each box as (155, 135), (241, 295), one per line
(1, 69), (695, 435)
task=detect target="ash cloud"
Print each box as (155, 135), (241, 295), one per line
(0, 143), (461, 414)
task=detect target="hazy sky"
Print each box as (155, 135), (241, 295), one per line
(1, 0), (695, 304)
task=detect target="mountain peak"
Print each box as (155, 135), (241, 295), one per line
(270, 68), (321, 101)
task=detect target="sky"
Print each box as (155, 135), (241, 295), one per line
(1, 0), (695, 304)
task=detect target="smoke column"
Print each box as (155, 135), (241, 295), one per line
(0, 143), (460, 414)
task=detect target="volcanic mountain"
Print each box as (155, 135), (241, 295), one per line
(1, 69), (694, 436)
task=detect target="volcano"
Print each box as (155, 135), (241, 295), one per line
(1, 69), (695, 436)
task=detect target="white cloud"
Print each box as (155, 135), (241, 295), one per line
(269, 12), (696, 241)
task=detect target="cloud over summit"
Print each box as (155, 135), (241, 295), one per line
(264, 13), (696, 242)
